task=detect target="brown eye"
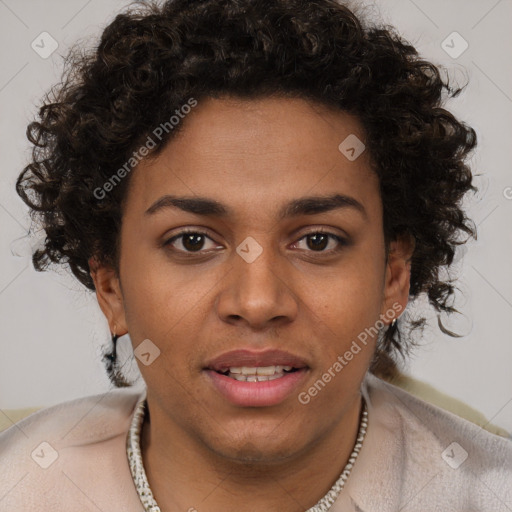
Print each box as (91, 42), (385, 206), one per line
(164, 230), (218, 253)
(306, 233), (329, 251)
(294, 231), (347, 253)
(181, 233), (206, 252)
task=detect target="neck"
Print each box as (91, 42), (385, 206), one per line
(140, 395), (364, 511)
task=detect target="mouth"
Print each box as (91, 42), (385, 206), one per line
(203, 349), (310, 407)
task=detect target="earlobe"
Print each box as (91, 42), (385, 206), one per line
(381, 234), (415, 322)
(88, 256), (128, 335)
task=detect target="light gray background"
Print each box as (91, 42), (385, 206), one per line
(0, 0), (511, 433)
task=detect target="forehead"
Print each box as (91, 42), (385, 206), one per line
(124, 96), (380, 220)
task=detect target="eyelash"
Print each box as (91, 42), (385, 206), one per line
(163, 228), (348, 256)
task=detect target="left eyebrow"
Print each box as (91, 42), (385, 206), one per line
(144, 193), (367, 220)
(279, 194), (367, 221)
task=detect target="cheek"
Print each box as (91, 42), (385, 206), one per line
(118, 244), (224, 375)
(308, 299), (380, 374)
(311, 254), (385, 348)
(122, 269), (203, 340)
(118, 243), (178, 340)
(119, 270), (205, 397)
(299, 263), (385, 410)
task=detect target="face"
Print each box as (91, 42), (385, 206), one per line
(92, 96), (411, 463)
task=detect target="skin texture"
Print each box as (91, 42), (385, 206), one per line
(90, 96), (413, 511)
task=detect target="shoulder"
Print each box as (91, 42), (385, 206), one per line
(365, 373), (512, 453)
(386, 371), (510, 437)
(0, 386), (145, 511)
(359, 373), (512, 510)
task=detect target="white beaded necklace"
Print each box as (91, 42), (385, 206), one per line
(126, 399), (368, 512)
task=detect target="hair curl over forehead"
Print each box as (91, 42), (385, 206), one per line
(16, 0), (477, 383)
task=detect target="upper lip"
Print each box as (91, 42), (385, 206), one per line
(205, 349), (309, 372)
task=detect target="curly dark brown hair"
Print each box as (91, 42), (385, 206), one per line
(16, 0), (477, 386)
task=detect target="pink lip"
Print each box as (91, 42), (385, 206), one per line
(203, 349), (310, 407)
(204, 368), (309, 407)
(205, 348), (308, 371)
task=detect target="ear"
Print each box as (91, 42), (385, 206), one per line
(89, 256), (128, 335)
(380, 233), (415, 323)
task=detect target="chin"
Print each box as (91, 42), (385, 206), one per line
(207, 430), (304, 466)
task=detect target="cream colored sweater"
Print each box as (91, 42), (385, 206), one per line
(1, 373), (511, 511)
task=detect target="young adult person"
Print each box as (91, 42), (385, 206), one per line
(2, 0), (511, 510)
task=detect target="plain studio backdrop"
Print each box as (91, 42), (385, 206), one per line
(0, 0), (511, 433)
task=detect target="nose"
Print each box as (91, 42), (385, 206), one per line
(215, 241), (299, 330)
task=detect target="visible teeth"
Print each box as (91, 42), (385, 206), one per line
(220, 365), (298, 381)
(224, 365), (294, 376)
(230, 373), (285, 382)
(257, 366), (280, 376)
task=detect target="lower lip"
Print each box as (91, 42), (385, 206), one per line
(204, 369), (308, 407)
